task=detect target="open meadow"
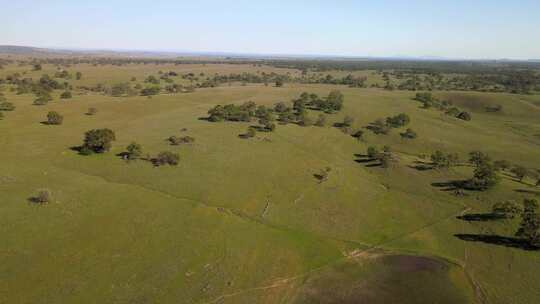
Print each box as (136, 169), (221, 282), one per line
(1, 61), (540, 304)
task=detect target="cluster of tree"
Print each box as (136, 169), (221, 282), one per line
(368, 113), (411, 135)
(414, 92), (471, 121)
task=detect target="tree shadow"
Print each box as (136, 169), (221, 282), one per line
(408, 164), (433, 171)
(456, 213), (506, 222)
(197, 117), (211, 121)
(27, 197), (44, 204)
(354, 154), (381, 167)
(514, 189), (540, 195)
(431, 180), (469, 191)
(116, 152), (130, 160)
(454, 234), (539, 251)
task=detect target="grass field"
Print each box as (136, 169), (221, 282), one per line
(1, 63), (539, 303)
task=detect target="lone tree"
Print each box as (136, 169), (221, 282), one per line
(75, 71), (82, 80)
(155, 151), (179, 166)
(126, 142), (143, 160)
(516, 199), (540, 246)
(467, 162), (499, 190)
(46, 111), (63, 125)
(81, 128), (116, 154)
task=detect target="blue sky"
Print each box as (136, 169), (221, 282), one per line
(1, 0), (539, 59)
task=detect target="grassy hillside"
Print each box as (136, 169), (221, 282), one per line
(1, 63), (539, 303)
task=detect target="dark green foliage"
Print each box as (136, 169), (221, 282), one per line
(275, 79), (284, 87)
(75, 71), (82, 80)
(308, 90), (344, 112)
(156, 151), (179, 166)
(81, 128), (116, 154)
(126, 142), (143, 160)
(516, 199), (540, 245)
(400, 128), (417, 139)
(386, 113), (410, 128)
(60, 91), (72, 99)
(32, 64), (42, 71)
(46, 111), (63, 125)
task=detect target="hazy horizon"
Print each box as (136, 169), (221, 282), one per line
(2, 0), (540, 60)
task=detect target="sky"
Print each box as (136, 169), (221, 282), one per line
(1, 0), (539, 59)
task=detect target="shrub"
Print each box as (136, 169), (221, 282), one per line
(33, 189), (51, 204)
(33, 97), (49, 106)
(60, 91), (72, 99)
(156, 151), (179, 166)
(386, 113), (410, 128)
(87, 108), (97, 115)
(400, 128), (417, 139)
(0, 102), (15, 111)
(46, 111), (63, 125)
(168, 135), (195, 145)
